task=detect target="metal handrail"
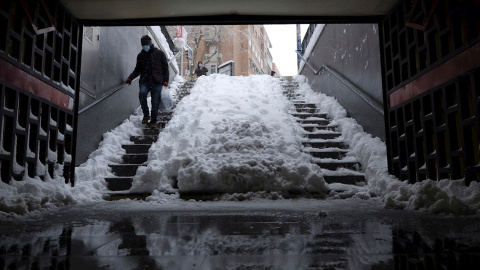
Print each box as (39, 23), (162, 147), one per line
(78, 77), (139, 115)
(296, 50), (384, 116)
(296, 50), (321, 75)
(169, 50), (182, 65)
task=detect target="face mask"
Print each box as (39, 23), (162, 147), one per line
(199, 64), (203, 67)
(142, 45), (150, 52)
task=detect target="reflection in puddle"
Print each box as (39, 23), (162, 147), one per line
(1, 215), (479, 269)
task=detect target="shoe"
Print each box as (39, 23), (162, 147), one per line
(148, 121), (158, 129)
(142, 116), (150, 124)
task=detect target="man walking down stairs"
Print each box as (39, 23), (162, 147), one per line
(104, 80), (195, 200)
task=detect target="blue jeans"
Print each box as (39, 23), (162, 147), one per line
(139, 82), (163, 123)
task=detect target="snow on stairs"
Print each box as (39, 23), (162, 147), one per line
(281, 79), (365, 187)
(104, 118), (167, 200)
(104, 81), (194, 200)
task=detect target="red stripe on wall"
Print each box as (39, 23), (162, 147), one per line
(0, 58), (73, 111)
(389, 42), (480, 108)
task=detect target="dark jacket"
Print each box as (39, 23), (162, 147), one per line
(128, 46), (169, 84)
(195, 66), (208, 77)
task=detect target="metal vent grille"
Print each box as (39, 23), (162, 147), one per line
(381, 0), (480, 184)
(0, 0), (79, 185)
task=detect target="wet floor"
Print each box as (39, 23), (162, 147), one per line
(1, 198), (480, 270)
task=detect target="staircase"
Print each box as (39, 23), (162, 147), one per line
(104, 80), (195, 200)
(281, 79), (365, 187)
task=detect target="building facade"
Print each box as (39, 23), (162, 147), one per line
(167, 25), (276, 77)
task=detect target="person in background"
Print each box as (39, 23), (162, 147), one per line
(195, 61), (209, 77)
(271, 70), (276, 77)
(126, 35), (169, 129)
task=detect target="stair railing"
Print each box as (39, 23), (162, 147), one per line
(295, 51), (384, 117)
(296, 50), (321, 75)
(78, 77), (139, 115)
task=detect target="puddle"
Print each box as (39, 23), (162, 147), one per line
(1, 213), (479, 269)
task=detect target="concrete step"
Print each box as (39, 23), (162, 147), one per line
(290, 99), (311, 104)
(105, 189), (180, 201)
(302, 141), (347, 149)
(295, 107), (317, 113)
(292, 100), (306, 104)
(122, 153), (148, 164)
(158, 115), (172, 121)
(313, 161), (361, 171)
(122, 144), (151, 154)
(104, 192), (151, 201)
(109, 164), (142, 177)
(302, 125), (338, 132)
(156, 121), (168, 128)
(297, 119), (330, 125)
(324, 175), (365, 185)
(281, 81), (299, 85)
(178, 190), (325, 200)
(292, 113), (328, 119)
(305, 132), (342, 140)
(105, 177), (133, 191)
(141, 128), (160, 136)
(139, 121), (167, 129)
(303, 150), (348, 159)
(294, 103), (316, 109)
(130, 135), (157, 144)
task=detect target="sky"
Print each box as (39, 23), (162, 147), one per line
(264, 24), (309, 76)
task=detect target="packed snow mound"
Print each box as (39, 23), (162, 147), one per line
(0, 176), (75, 216)
(131, 74), (328, 195)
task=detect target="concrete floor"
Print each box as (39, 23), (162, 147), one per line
(1, 197), (479, 270)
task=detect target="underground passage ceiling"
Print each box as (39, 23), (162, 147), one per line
(59, 0), (399, 23)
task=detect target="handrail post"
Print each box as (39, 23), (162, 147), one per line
(169, 51), (181, 64)
(295, 50), (320, 75)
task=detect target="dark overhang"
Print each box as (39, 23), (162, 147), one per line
(59, 0), (399, 25)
